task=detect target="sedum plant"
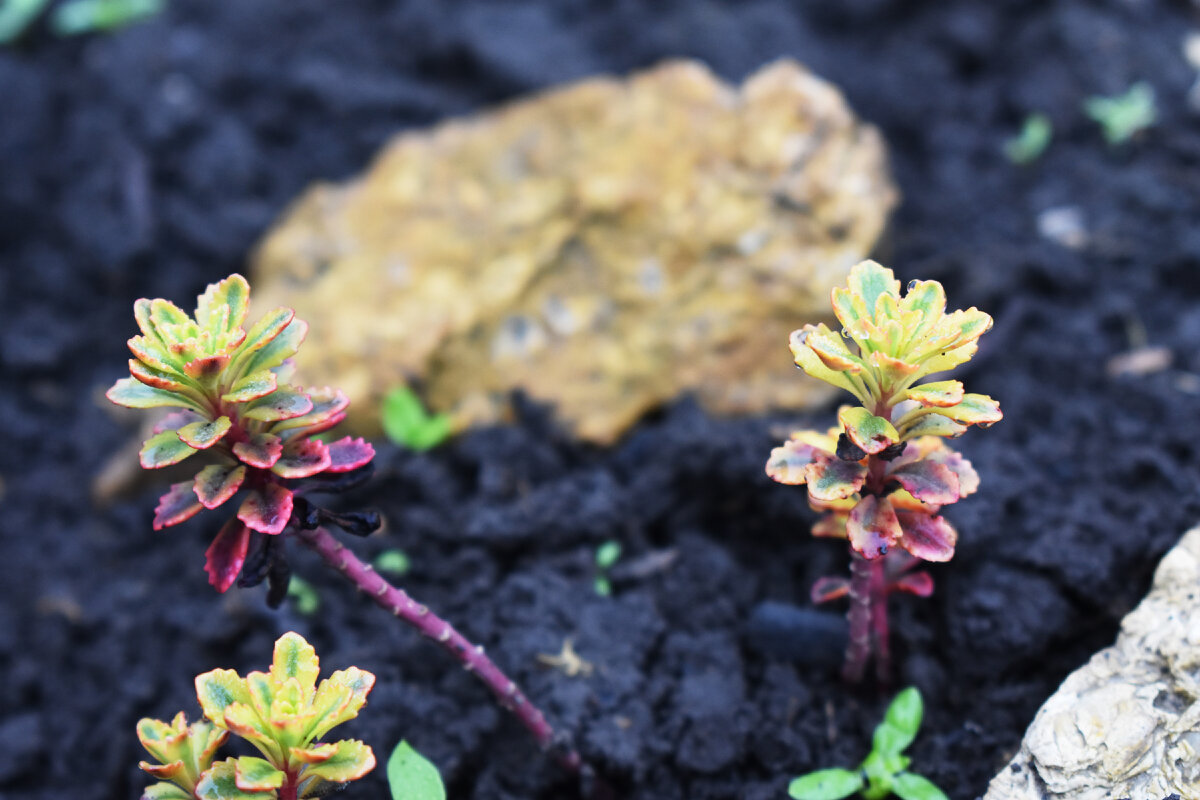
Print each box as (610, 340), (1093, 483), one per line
(766, 260), (1000, 682)
(788, 688), (947, 800)
(137, 632), (375, 800)
(110, 275), (579, 773)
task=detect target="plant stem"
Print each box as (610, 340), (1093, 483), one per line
(843, 550), (874, 683)
(292, 525), (581, 774)
(869, 554), (891, 685)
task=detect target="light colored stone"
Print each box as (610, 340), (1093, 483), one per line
(250, 59), (897, 444)
(983, 526), (1200, 800)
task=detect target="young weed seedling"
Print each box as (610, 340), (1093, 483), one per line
(387, 741), (446, 800)
(381, 386), (452, 451)
(110, 274), (579, 772)
(1003, 113), (1052, 165)
(137, 632), (375, 800)
(789, 688), (946, 800)
(1084, 82), (1156, 145)
(766, 260), (1000, 682)
(593, 540), (622, 596)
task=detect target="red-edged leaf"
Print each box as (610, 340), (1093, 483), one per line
(271, 439), (332, 479)
(194, 465), (247, 509)
(838, 406), (899, 455)
(238, 484), (294, 535)
(888, 460), (960, 505)
(140, 431), (199, 469)
(138, 760), (186, 781)
(846, 495), (901, 559)
(153, 481), (204, 530)
(936, 393), (1002, 427)
(129, 334), (182, 375)
(270, 387), (349, 438)
(232, 433), (283, 469)
(891, 571), (934, 597)
(221, 370), (277, 404)
(243, 389), (313, 422)
(765, 439), (824, 485)
(129, 359), (192, 392)
(238, 318), (307, 378)
(906, 380), (964, 408)
(205, 520), (251, 592)
(183, 354), (231, 380)
(195, 274), (251, 335)
(811, 576), (850, 603)
(108, 378), (202, 413)
(804, 453), (868, 502)
(896, 511), (957, 562)
(177, 416), (233, 450)
(153, 411), (201, 435)
(326, 436), (375, 473)
(925, 447), (980, 497)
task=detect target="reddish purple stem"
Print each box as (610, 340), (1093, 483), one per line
(293, 526), (580, 774)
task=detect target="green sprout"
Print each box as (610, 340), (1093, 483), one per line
(373, 549), (411, 577)
(593, 540), (622, 596)
(1003, 113), (1052, 164)
(1083, 82), (1156, 145)
(0, 0), (51, 43)
(137, 632), (376, 800)
(387, 740), (446, 800)
(789, 688), (946, 800)
(52, 0), (162, 36)
(381, 386), (452, 451)
(286, 576), (320, 615)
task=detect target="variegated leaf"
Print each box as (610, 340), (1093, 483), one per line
(238, 484), (294, 535)
(194, 464), (247, 509)
(905, 380), (964, 408)
(130, 359), (192, 393)
(271, 439), (332, 479)
(292, 742), (338, 763)
(803, 324), (862, 372)
(888, 460), (960, 505)
(891, 571), (934, 597)
(846, 495), (901, 559)
(900, 279), (946, 337)
(238, 318), (308, 379)
(803, 453), (867, 501)
(178, 416), (233, 450)
(233, 433), (284, 469)
(183, 354), (231, 381)
(925, 447), (979, 497)
(811, 576), (850, 604)
(901, 414), (966, 440)
(233, 756), (284, 792)
(920, 340), (978, 375)
(221, 701), (277, 754)
(789, 328), (865, 400)
(141, 783), (193, 800)
(138, 760), (186, 782)
(270, 387), (349, 437)
(325, 437), (375, 473)
(196, 668), (253, 724)
(109, 378), (202, 413)
(194, 760), (271, 800)
(896, 511), (957, 562)
(222, 370), (277, 404)
(140, 431), (199, 469)
(846, 259), (900, 317)
(195, 274), (251, 336)
(838, 406), (899, 455)
(271, 631), (321, 692)
(309, 666), (375, 741)
(295, 739), (375, 784)
(935, 393), (1002, 426)
(153, 481), (204, 530)
(203, 519), (251, 592)
(243, 389), (314, 423)
(765, 438), (826, 485)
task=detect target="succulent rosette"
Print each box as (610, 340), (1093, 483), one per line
(765, 260), (1001, 681)
(107, 275), (375, 593)
(138, 632), (376, 800)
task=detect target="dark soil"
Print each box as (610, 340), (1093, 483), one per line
(5, 1), (1200, 798)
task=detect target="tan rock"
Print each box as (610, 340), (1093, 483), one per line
(250, 59), (897, 444)
(983, 526), (1200, 800)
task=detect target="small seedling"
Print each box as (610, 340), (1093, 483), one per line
(374, 548), (411, 576)
(0, 0), (51, 43)
(387, 740), (446, 800)
(110, 274), (580, 773)
(52, 0), (162, 35)
(137, 632), (375, 800)
(593, 540), (622, 596)
(1084, 82), (1156, 145)
(789, 688), (946, 800)
(766, 260), (1000, 682)
(286, 575), (320, 615)
(381, 386), (452, 451)
(1003, 113), (1052, 164)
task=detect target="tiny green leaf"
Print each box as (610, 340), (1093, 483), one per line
(382, 387), (452, 451)
(0, 0), (52, 44)
(892, 772), (949, 800)
(387, 740), (446, 800)
(287, 576), (320, 616)
(1003, 113), (1052, 165)
(373, 549), (411, 576)
(51, 0), (163, 36)
(874, 687), (923, 757)
(595, 540), (622, 569)
(594, 577), (612, 596)
(1084, 82), (1156, 146)
(788, 768), (863, 800)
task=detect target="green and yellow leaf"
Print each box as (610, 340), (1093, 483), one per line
(271, 632), (320, 693)
(109, 378), (202, 413)
(238, 318), (308, 379)
(905, 380), (964, 408)
(178, 417), (233, 450)
(194, 760), (273, 800)
(233, 756), (284, 792)
(196, 668), (254, 725)
(933, 393), (1002, 426)
(140, 431), (199, 469)
(195, 274), (251, 338)
(838, 406), (899, 455)
(296, 739), (375, 784)
(900, 414), (967, 440)
(789, 328), (865, 399)
(309, 666), (375, 741)
(222, 370), (278, 404)
(194, 464), (247, 509)
(142, 783), (193, 800)
(243, 389), (314, 423)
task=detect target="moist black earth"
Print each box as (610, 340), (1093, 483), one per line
(5, 1), (1200, 798)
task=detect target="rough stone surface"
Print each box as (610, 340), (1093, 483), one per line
(983, 527), (1200, 800)
(250, 58), (896, 443)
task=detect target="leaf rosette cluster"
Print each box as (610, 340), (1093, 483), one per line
(766, 260), (1001, 564)
(107, 275), (375, 592)
(138, 632), (376, 800)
